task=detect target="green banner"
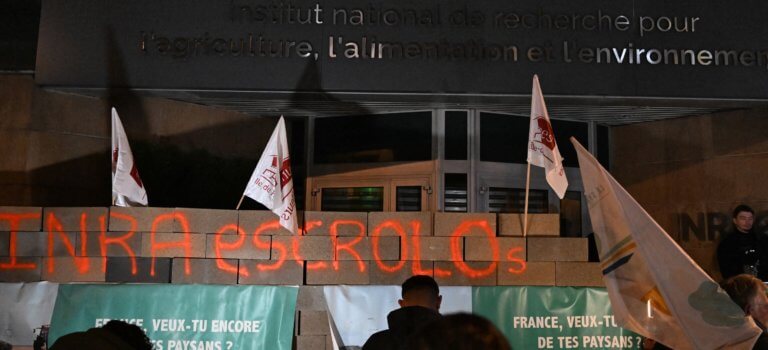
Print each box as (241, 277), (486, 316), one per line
(474, 286), (640, 350)
(49, 284), (298, 350)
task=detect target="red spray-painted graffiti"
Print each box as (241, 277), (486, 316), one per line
(0, 211), (527, 279)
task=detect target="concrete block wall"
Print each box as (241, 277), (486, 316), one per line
(0, 206), (601, 349)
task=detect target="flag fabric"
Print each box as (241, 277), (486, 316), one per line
(527, 75), (568, 199)
(111, 107), (148, 206)
(571, 138), (760, 350)
(243, 117), (298, 234)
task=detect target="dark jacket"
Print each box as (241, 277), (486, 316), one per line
(362, 306), (442, 350)
(753, 332), (768, 350)
(717, 230), (768, 281)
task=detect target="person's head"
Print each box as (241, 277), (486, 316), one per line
(0, 339), (11, 350)
(721, 274), (768, 328)
(732, 205), (755, 233)
(409, 313), (512, 350)
(399, 275), (442, 311)
(102, 320), (152, 350)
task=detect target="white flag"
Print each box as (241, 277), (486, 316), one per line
(572, 138), (760, 350)
(243, 117), (298, 234)
(111, 107), (148, 207)
(527, 75), (568, 199)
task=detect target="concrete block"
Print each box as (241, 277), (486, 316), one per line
(528, 237), (588, 261)
(238, 210), (292, 235)
(296, 335), (326, 350)
(368, 212), (433, 236)
(498, 262), (556, 286)
(205, 233), (270, 260)
(173, 208), (238, 233)
(297, 286), (327, 310)
(299, 310), (329, 335)
(369, 261), (433, 285)
(335, 236), (400, 261)
(109, 207), (175, 232)
(374, 236), (402, 261)
(465, 237), (526, 262)
(306, 261), (369, 285)
(433, 261), (497, 286)
(304, 211), (367, 236)
(434, 213), (496, 237)
(499, 213), (559, 236)
(82, 231), (142, 257)
(15, 231), (76, 257)
(172, 258), (238, 284)
(106, 257), (172, 283)
(272, 236), (333, 261)
(0, 232), (7, 256)
(43, 207), (108, 232)
(237, 259), (304, 285)
(556, 262), (603, 287)
(141, 232), (206, 258)
(0, 257), (42, 282)
(41, 257), (105, 282)
(0, 207), (42, 231)
(408, 237), (460, 261)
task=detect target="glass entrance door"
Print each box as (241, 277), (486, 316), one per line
(310, 177), (431, 212)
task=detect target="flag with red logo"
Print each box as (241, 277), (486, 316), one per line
(111, 107), (148, 206)
(243, 116), (298, 234)
(527, 75), (568, 199)
(572, 138), (761, 349)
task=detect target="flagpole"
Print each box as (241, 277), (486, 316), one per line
(236, 194), (245, 210)
(523, 162), (531, 237)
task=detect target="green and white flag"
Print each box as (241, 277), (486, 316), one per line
(572, 138), (760, 349)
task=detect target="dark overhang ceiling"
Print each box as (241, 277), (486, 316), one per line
(50, 86), (768, 126)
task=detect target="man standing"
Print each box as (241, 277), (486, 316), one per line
(718, 205), (768, 280)
(362, 275), (442, 350)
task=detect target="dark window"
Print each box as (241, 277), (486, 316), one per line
(0, 1), (40, 70)
(396, 186), (422, 212)
(488, 188), (548, 213)
(597, 125), (610, 169)
(444, 173), (468, 212)
(288, 118), (306, 210)
(480, 113), (528, 163)
(551, 119), (588, 167)
(560, 191), (582, 237)
(445, 111), (468, 160)
(480, 112), (589, 167)
(131, 117), (307, 210)
(321, 187), (384, 212)
(314, 112), (432, 164)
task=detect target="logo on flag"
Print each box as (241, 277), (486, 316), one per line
(530, 116), (557, 162)
(527, 75), (568, 198)
(111, 108), (148, 207)
(243, 117), (298, 234)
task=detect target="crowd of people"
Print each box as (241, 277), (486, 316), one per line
(716, 204), (768, 349)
